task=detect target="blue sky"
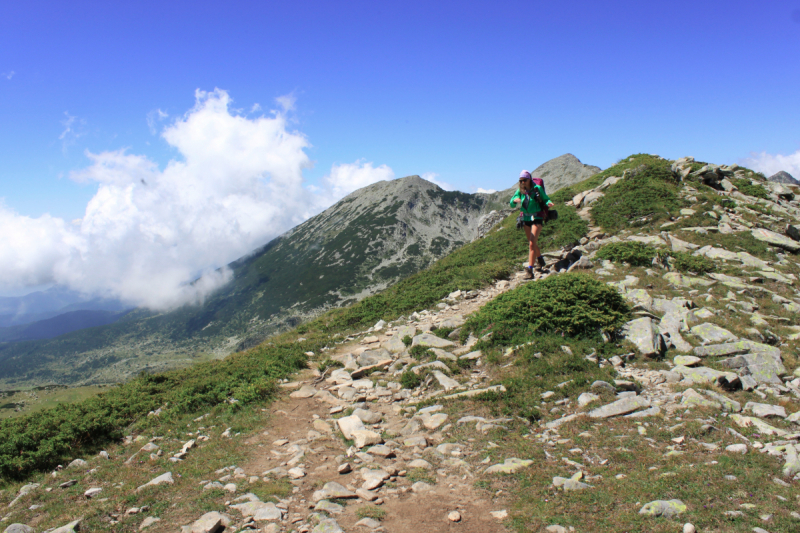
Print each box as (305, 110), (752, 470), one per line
(1, 1), (800, 300)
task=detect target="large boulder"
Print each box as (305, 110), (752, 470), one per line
(689, 323), (737, 344)
(623, 318), (666, 357)
(411, 333), (455, 349)
(588, 396), (651, 419)
(751, 228), (800, 252)
(719, 352), (786, 385)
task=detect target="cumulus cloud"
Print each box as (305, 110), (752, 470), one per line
(2, 71), (14, 80)
(1, 88), (397, 310)
(741, 149), (800, 180)
(321, 160), (395, 202)
(421, 172), (454, 191)
(476, 187), (497, 194)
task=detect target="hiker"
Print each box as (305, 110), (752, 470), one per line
(511, 170), (554, 279)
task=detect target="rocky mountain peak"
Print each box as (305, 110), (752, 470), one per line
(769, 170), (799, 185)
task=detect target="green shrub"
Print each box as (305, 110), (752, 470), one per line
(409, 345), (433, 360)
(0, 338), (312, 480)
(732, 178), (769, 199)
(591, 164), (682, 231)
(536, 205), (589, 251)
(431, 327), (454, 340)
(595, 241), (659, 267)
(400, 370), (422, 389)
(318, 358), (344, 372)
(460, 273), (630, 346)
(669, 251), (714, 273)
(401, 335), (413, 347)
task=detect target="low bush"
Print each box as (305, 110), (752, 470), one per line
(669, 251), (714, 273)
(401, 335), (412, 347)
(400, 370), (422, 389)
(591, 163), (683, 231)
(732, 178), (769, 199)
(409, 345), (433, 360)
(318, 358), (344, 372)
(460, 273), (630, 346)
(0, 338), (312, 480)
(595, 241), (659, 267)
(431, 327), (454, 340)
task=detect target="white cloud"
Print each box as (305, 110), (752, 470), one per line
(146, 108), (169, 134)
(476, 187), (497, 194)
(2, 71), (14, 80)
(421, 172), (454, 191)
(59, 112), (85, 153)
(321, 160), (395, 202)
(275, 93), (296, 113)
(741, 149), (800, 180)
(2, 89), (396, 310)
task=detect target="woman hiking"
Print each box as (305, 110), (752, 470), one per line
(511, 170), (554, 280)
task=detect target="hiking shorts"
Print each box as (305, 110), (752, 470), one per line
(523, 219), (543, 227)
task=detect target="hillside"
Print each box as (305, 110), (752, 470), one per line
(1, 153), (799, 533)
(0, 155), (600, 391)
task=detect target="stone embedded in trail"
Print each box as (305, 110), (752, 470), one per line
(357, 349), (391, 367)
(315, 500), (344, 514)
(355, 517), (382, 528)
(639, 499), (687, 518)
(311, 518), (344, 533)
(188, 512), (226, 533)
(432, 370), (460, 391)
(423, 413), (449, 430)
(622, 317), (665, 357)
(136, 472), (174, 492)
(751, 227), (800, 252)
(690, 323), (737, 344)
(411, 481), (433, 493)
(439, 315), (465, 329)
(351, 429), (383, 449)
(290, 385), (317, 399)
(589, 396), (651, 419)
(337, 414), (366, 440)
(485, 458), (533, 474)
(352, 408), (382, 425)
(383, 335), (407, 353)
(411, 332), (455, 348)
(230, 500), (282, 521)
(312, 482), (357, 502)
(744, 402), (786, 419)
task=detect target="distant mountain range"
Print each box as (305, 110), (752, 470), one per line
(0, 154), (601, 389)
(0, 287), (129, 328)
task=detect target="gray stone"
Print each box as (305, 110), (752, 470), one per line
(719, 353), (786, 385)
(577, 392), (600, 407)
(337, 414), (365, 440)
(751, 228), (800, 252)
(589, 396), (651, 419)
(351, 429), (382, 449)
(700, 390), (741, 412)
(290, 385), (317, 399)
(4, 525), (35, 533)
(411, 481), (433, 493)
(230, 501), (282, 521)
(311, 518), (344, 533)
(439, 315), (465, 329)
(623, 318), (665, 357)
(189, 512), (226, 533)
(690, 323), (737, 344)
(411, 333), (455, 348)
(591, 380), (616, 394)
(383, 336), (407, 353)
(552, 476), (590, 491)
(674, 355), (701, 367)
(136, 472), (174, 492)
(66, 459), (88, 470)
(681, 388), (721, 410)
(312, 482), (357, 502)
(639, 499), (687, 518)
(725, 444), (748, 454)
(357, 349), (391, 367)
(744, 402), (786, 418)
(315, 500), (344, 514)
(672, 365), (741, 389)
(432, 370), (459, 391)
(352, 408), (382, 425)
(139, 517), (160, 530)
(49, 521), (82, 533)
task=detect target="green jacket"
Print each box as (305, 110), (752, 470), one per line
(510, 186), (551, 221)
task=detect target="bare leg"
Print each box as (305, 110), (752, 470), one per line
(531, 222), (543, 265)
(524, 225), (535, 267)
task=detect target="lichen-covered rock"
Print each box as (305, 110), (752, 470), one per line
(623, 317), (665, 357)
(680, 388), (721, 410)
(751, 227), (800, 252)
(411, 333), (455, 348)
(639, 499), (687, 518)
(484, 458), (533, 474)
(311, 482), (357, 502)
(690, 323), (737, 344)
(672, 365), (740, 389)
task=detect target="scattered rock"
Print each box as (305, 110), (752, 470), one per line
(639, 499), (687, 518)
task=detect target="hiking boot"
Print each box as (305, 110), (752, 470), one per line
(523, 268), (534, 280)
(537, 256), (546, 267)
